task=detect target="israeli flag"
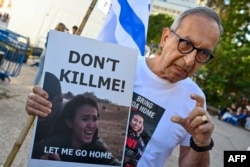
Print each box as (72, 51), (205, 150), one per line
(97, 0), (151, 56)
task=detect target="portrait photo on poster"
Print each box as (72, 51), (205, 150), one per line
(31, 72), (128, 166)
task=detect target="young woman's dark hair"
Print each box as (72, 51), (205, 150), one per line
(63, 93), (99, 120)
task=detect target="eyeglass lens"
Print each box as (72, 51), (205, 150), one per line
(178, 40), (211, 62)
(172, 30), (213, 63)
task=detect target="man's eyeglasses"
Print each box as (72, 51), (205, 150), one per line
(171, 30), (214, 63)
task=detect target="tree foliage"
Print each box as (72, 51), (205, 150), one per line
(147, 14), (174, 45)
(195, 0), (250, 107)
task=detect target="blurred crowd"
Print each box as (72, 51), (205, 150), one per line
(218, 97), (250, 130)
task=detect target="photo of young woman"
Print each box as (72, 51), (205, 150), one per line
(32, 93), (120, 166)
(124, 113), (145, 167)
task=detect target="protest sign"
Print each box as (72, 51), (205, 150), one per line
(28, 30), (138, 167)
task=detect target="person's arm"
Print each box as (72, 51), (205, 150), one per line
(179, 145), (210, 167)
(226, 107), (232, 113)
(25, 85), (52, 117)
(171, 94), (214, 167)
(236, 106), (242, 115)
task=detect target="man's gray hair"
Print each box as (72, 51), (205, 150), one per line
(170, 6), (223, 36)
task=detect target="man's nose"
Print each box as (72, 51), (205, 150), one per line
(183, 49), (197, 67)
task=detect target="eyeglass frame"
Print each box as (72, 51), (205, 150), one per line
(170, 30), (214, 63)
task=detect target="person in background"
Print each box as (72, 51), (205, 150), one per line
(244, 102), (250, 130)
(71, 25), (78, 35)
(220, 102), (242, 120)
(26, 6), (223, 167)
(33, 22), (67, 85)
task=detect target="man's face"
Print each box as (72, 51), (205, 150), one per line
(154, 15), (220, 83)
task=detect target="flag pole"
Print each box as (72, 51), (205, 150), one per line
(3, 115), (35, 167)
(3, 1), (98, 166)
(76, 0), (98, 35)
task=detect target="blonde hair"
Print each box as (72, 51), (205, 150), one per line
(54, 22), (66, 32)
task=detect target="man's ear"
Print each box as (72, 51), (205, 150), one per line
(160, 28), (171, 48)
(66, 119), (73, 128)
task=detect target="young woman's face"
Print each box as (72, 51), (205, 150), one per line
(130, 115), (143, 132)
(70, 104), (99, 145)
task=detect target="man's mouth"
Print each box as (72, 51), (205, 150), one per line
(174, 64), (187, 76)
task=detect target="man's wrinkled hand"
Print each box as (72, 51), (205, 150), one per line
(25, 85), (52, 117)
(171, 94), (214, 146)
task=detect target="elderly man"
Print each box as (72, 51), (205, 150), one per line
(26, 6), (222, 167)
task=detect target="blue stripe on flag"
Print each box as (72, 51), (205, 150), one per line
(97, 0), (150, 56)
(118, 0), (145, 56)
